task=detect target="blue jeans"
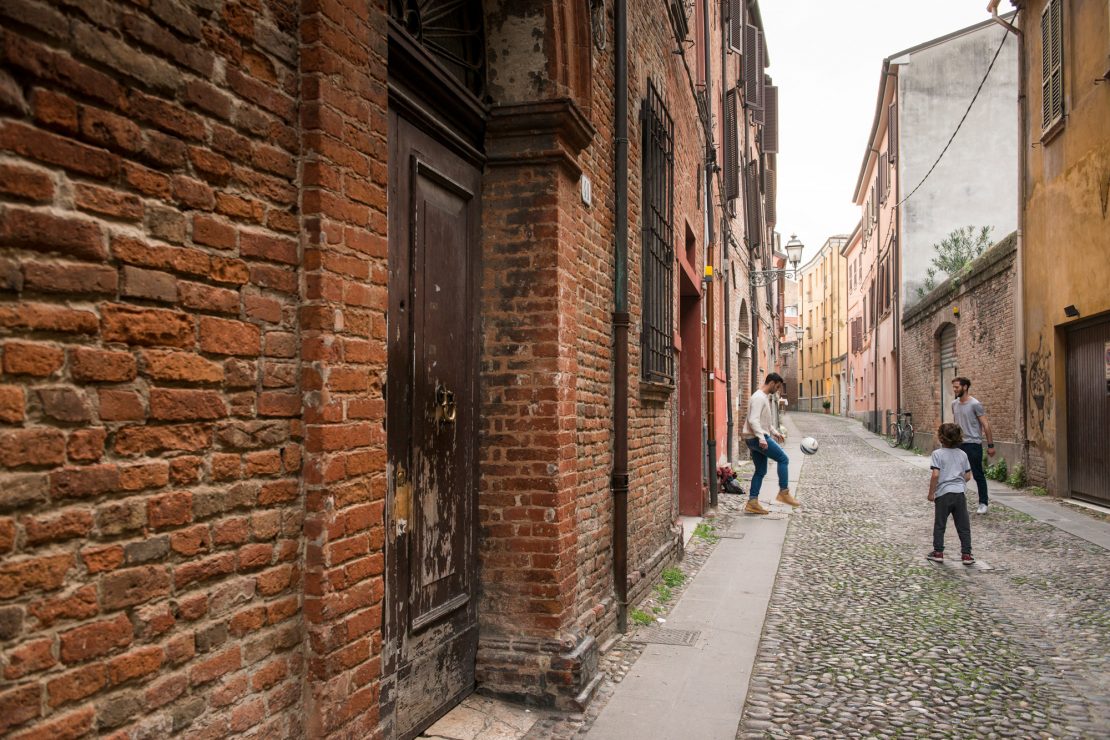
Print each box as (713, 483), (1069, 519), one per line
(746, 435), (789, 499)
(960, 443), (988, 505)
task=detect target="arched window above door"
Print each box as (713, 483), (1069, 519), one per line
(390, 0), (486, 96)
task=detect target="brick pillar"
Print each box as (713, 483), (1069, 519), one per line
(477, 100), (599, 708)
(298, 2), (389, 737)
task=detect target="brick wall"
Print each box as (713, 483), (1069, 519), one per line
(901, 234), (1019, 462)
(0, 1), (306, 737)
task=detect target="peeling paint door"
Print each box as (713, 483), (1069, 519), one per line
(384, 111), (480, 739)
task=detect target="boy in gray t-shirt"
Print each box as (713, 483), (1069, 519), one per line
(926, 423), (974, 564)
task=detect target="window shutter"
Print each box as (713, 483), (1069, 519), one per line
(764, 166), (776, 226)
(763, 85), (779, 153)
(1041, 0), (1064, 131)
(1049, 0), (1063, 125)
(724, 87), (740, 202)
(887, 102), (898, 163)
(753, 75), (766, 126)
(879, 152), (889, 202)
(745, 160), (761, 248)
(743, 24), (762, 110)
(727, 0), (743, 54)
(1041, 4), (1052, 130)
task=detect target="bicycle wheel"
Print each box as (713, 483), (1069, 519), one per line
(902, 424), (915, 450)
(887, 423), (900, 447)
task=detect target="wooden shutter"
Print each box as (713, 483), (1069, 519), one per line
(1041, 0), (1064, 131)
(763, 85), (779, 153)
(724, 88), (740, 202)
(879, 152), (889, 202)
(727, 0), (743, 54)
(764, 166), (776, 226)
(744, 24), (762, 110)
(887, 101), (898, 163)
(745, 160), (761, 248)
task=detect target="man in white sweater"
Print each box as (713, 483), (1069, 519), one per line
(742, 373), (800, 514)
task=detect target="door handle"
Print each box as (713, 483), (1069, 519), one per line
(434, 382), (457, 428)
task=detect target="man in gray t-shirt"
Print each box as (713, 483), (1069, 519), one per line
(951, 377), (995, 514)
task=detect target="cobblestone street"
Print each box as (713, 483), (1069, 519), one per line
(739, 414), (1110, 739)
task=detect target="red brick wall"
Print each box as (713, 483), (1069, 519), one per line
(297, 0), (387, 735)
(0, 1), (305, 737)
(901, 235), (1019, 461)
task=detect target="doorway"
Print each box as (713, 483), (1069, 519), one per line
(384, 4), (487, 734)
(1065, 316), (1110, 506)
(938, 324), (957, 424)
(678, 290), (704, 516)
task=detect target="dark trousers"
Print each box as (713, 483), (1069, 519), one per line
(960, 442), (989, 505)
(933, 492), (972, 554)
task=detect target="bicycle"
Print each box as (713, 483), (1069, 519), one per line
(886, 410), (914, 450)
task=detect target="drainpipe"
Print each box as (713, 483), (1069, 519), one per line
(724, 227), (734, 464)
(702, 0), (718, 508)
(611, 0), (629, 634)
(988, 1), (1028, 466)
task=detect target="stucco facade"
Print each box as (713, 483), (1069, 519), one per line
(797, 236), (847, 414)
(1008, 0), (1110, 502)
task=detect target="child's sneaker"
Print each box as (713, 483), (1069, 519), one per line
(961, 553), (975, 565)
(926, 551), (944, 562)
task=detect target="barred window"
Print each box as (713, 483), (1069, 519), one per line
(641, 81), (675, 384)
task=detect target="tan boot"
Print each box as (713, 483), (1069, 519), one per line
(744, 498), (770, 515)
(776, 489), (801, 508)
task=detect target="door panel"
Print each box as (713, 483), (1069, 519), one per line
(385, 111), (480, 739)
(1066, 318), (1110, 505)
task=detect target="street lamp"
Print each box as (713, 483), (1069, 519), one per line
(794, 325), (804, 342)
(751, 234), (804, 286)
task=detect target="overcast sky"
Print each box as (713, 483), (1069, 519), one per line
(759, 0), (998, 263)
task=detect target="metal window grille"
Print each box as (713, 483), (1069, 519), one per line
(641, 81), (675, 384)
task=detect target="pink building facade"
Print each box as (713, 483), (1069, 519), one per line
(852, 65), (900, 433)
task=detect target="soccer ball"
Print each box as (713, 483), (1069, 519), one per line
(800, 437), (819, 455)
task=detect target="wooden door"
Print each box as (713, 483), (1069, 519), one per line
(384, 110), (481, 739)
(939, 325), (957, 424)
(1066, 317), (1110, 506)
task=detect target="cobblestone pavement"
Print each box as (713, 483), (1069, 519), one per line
(738, 414), (1110, 739)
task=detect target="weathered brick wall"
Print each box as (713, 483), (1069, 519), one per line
(297, 0), (387, 735)
(0, 1), (305, 737)
(901, 234), (1019, 462)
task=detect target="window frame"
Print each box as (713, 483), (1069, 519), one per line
(640, 80), (676, 385)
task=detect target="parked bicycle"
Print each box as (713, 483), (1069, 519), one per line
(887, 410), (915, 450)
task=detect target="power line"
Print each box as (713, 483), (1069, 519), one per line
(897, 17), (1016, 207)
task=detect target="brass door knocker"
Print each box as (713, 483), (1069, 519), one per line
(434, 382), (457, 429)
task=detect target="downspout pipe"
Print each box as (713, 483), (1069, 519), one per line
(987, 1), (1028, 466)
(611, 0), (630, 635)
(702, 0), (718, 508)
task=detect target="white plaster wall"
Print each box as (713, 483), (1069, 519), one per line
(897, 21), (1019, 310)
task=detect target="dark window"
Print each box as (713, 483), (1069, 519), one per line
(389, 0), (486, 96)
(641, 81), (675, 384)
(1041, 0), (1064, 131)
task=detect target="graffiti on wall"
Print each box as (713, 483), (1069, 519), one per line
(1027, 335), (1052, 436)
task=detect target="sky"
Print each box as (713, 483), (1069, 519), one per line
(758, 0), (999, 263)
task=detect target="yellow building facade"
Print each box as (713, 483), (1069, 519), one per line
(1007, 0), (1110, 504)
(797, 236), (849, 414)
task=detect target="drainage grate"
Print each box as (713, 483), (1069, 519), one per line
(717, 531), (746, 539)
(631, 628), (701, 647)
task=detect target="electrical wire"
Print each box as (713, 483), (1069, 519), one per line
(897, 19), (1014, 207)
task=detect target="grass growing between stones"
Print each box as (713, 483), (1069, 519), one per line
(693, 521), (719, 543)
(630, 609), (654, 626)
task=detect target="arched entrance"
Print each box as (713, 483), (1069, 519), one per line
(383, 3), (487, 736)
(938, 323), (957, 424)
